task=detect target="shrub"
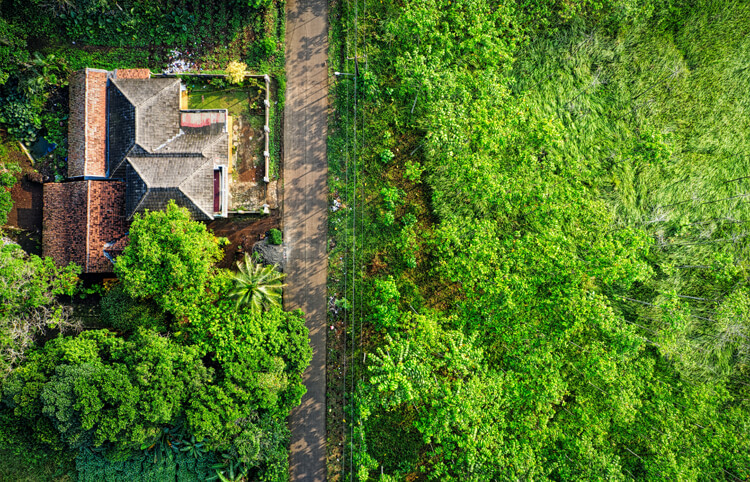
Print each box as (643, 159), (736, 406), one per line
(76, 447), (217, 482)
(0, 93), (42, 142)
(248, 0), (273, 8)
(100, 284), (167, 333)
(268, 228), (282, 245)
(0, 144), (20, 226)
(380, 211), (395, 227)
(403, 160), (424, 183)
(0, 18), (28, 86)
(370, 277), (401, 330)
(379, 149), (395, 164)
(255, 37), (277, 59)
(226, 60), (247, 84)
(381, 187), (402, 210)
(208, 76), (228, 89)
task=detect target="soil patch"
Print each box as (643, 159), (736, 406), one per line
(237, 122), (265, 183)
(252, 238), (283, 267)
(205, 211), (281, 269)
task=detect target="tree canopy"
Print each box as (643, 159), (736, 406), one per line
(114, 200), (223, 315)
(328, 0), (750, 479)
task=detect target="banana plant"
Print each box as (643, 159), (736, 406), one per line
(209, 456), (249, 482)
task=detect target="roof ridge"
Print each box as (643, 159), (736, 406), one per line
(178, 156), (214, 220)
(111, 78), (138, 106)
(126, 160), (149, 218)
(136, 78), (181, 108)
(110, 143), (136, 177)
(200, 132), (226, 158)
(154, 129), (186, 152)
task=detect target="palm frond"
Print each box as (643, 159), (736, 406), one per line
(229, 253), (286, 313)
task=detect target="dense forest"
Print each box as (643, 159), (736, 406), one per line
(0, 1), (303, 481)
(329, 0), (750, 479)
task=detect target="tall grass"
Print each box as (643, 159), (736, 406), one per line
(513, 0), (750, 377)
(515, 2), (750, 228)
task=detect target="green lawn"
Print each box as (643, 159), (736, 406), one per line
(187, 89), (250, 117)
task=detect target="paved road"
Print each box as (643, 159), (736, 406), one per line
(283, 0), (328, 479)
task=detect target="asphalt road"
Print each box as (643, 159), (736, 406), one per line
(283, 0), (328, 479)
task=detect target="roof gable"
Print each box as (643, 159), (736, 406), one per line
(42, 180), (127, 273)
(68, 69), (109, 178)
(127, 155), (208, 188)
(111, 78), (181, 108)
(125, 156), (215, 221)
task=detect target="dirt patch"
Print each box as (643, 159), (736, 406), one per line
(205, 211), (281, 269)
(236, 122), (265, 183)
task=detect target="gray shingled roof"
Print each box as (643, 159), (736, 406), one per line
(105, 77), (228, 221)
(125, 157), (214, 220)
(112, 78), (180, 109)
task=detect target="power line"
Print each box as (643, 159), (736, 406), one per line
(349, 0), (358, 478)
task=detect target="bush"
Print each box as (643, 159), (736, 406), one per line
(76, 447), (217, 482)
(403, 160), (424, 183)
(0, 18), (28, 86)
(0, 93), (42, 142)
(379, 149), (395, 164)
(370, 277), (401, 330)
(226, 60), (247, 84)
(0, 143), (20, 226)
(268, 228), (282, 245)
(100, 284), (167, 333)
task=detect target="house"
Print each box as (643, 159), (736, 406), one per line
(43, 68), (232, 273)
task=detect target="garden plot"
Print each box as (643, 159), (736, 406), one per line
(187, 77), (277, 212)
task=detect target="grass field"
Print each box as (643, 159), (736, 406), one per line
(187, 89), (250, 116)
(512, 1), (750, 324)
(514, 3), (750, 228)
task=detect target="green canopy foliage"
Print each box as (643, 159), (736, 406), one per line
(0, 244), (80, 375)
(0, 142), (20, 226)
(1, 329), (211, 452)
(329, 0), (750, 478)
(184, 302), (311, 446)
(100, 283), (167, 334)
(76, 447), (217, 482)
(228, 253), (286, 314)
(114, 200), (223, 316)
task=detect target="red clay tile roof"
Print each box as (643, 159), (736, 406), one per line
(87, 181), (127, 272)
(67, 69), (108, 178)
(43, 180), (127, 273)
(114, 68), (151, 79)
(104, 234), (130, 254)
(43, 182), (88, 268)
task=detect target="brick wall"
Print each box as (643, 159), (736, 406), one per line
(42, 182), (88, 268)
(67, 70), (86, 178)
(87, 181), (127, 272)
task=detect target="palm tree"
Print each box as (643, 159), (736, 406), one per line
(228, 253), (286, 313)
